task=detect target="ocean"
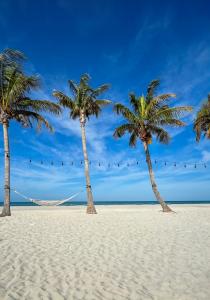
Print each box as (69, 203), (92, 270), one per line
(1, 200), (210, 206)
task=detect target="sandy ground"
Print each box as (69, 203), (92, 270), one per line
(0, 205), (210, 300)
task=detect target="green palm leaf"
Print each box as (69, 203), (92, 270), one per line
(53, 90), (75, 110)
(113, 124), (134, 138)
(53, 74), (111, 120)
(114, 103), (137, 123)
(194, 95), (210, 141)
(0, 58), (60, 131)
(113, 79), (192, 145)
(146, 79), (160, 100)
(14, 110), (53, 131)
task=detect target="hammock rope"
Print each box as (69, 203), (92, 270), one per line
(13, 189), (81, 206)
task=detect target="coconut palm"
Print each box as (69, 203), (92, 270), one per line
(194, 94), (210, 141)
(0, 60), (61, 217)
(113, 80), (192, 212)
(53, 74), (111, 214)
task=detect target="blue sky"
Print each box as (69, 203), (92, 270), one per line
(0, 0), (210, 202)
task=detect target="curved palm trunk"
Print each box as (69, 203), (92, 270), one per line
(0, 121), (11, 217)
(80, 113), (97, 214)
(143, 141), (172, 212)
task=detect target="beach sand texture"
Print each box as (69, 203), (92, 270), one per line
(0, 205), (210, 300)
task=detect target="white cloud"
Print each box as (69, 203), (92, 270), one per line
(202, 150), (210, 162)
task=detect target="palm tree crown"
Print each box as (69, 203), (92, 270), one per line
(0, 66), (61, 129)
(114, 80), (192, 145)
(53, 74), (111, 120)
(194, 94), (210, 141)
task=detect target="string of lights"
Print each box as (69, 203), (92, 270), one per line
(4, 157), (209, 169)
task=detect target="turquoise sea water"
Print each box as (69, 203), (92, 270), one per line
(1, 200), (210, 206)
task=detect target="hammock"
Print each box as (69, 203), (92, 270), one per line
(13, 189), (81, 206)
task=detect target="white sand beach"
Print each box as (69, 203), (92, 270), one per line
(0, 205), (210, 300)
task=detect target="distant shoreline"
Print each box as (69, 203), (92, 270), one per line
(1, 200), (210, 206)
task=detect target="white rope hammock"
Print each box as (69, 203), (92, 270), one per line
(13, 189), (81, 206)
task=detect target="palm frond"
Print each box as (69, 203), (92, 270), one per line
(158, 118), (185, 127)
(18, 98), (61, 115)
(194, 102), (210, 141)
(113, 124), (135, 138)
(81, 73), (90, 82)
(14, 110), (53, 131)
(70, 107), (80, 119)
(53, 90), (75, 110)
(85, 100), (101, 118)
(155, 106), (193, 120)
(68, 80), (78, 96)
(129, 131), (138, 147)
(149, 93), (176, 109)
(114, 103), (137, 122)
(129, 93), (139, 112)
(92, 84), (110, 97)
(146, 79), (160, 99)
(194, 120), (202, 141)
(148, 126), (170, 144)
(3, 48), (26, 61)
(0, 49), (25, 70)
(153, 93), (176, 102)
(80, 73), (91, 87)
(1, 67), (40, 109)
(95, 99), (112, 106)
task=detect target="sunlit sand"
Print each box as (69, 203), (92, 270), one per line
(0, 205), (210, 300)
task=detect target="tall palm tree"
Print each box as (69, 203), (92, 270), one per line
(113, 80), (192, 212)
(0, 60), (61, 217)
(194, 94), (210, 141)
(53, 74), (111, 214)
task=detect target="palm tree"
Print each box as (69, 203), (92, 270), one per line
(53, 74), (111, 214)
(0, 57), (61, 217)
(194, 94), (210, 141)
(113, 80), (192, 212)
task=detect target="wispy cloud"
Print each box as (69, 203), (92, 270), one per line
(160, 41), (210, 105)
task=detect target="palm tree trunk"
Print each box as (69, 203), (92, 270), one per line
(80, 112), (97, 214)
(0, 120), (11, 217)
(143, 141), (172, 212)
